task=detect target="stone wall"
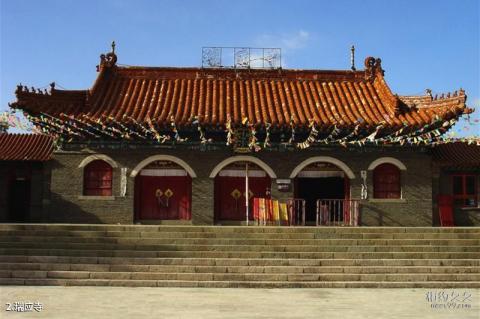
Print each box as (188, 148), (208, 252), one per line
(46, 145), (434, 226)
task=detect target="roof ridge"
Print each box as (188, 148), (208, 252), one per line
(400, 89), (466, 99)
(116, 64), (365, 73)
(111, 65), (368, 82)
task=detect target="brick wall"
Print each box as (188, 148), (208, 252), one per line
(46, 145), (434, 226)
(47, 151), (133, 224)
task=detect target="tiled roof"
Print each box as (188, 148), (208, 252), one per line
(0, 133), (53, 161)
(432, 141), (480, 167)
(11, 56), (472, 130)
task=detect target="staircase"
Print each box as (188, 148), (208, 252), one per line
(0, 224), (479, 288)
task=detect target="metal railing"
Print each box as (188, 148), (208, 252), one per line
(316, 199), (360, 226)
(287, 198), (306, 226)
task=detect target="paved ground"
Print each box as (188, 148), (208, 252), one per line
(0, 287), (478, 319)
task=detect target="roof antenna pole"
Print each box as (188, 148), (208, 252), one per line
(350, 45), (356, 71)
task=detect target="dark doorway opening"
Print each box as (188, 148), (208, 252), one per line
(295, 177), (346, 222)
(8, 179), (31, 222)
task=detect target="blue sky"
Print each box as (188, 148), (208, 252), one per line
(1, 0), (479, 136)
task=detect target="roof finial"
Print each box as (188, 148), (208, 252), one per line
(350, 45), (356, 71)
(97, 42), (118, 72)
(364, 56), (384, 80)
(425, 88), (432, 99)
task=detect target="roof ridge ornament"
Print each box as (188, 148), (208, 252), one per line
(425, 88), (433, 100)
(364, 56), (384, 80)
(97, 41), (118, 72)
(350, 45), (356, 71)
(15, 83), (52, 96)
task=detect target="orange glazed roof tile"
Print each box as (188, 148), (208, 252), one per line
(0, 133), (53, 161)
(11, 54), (472, 131)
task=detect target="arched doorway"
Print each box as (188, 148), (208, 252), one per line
(292, 159), (354, 224)
(134, 160), (192, 221)
(214, 161), (272, 222)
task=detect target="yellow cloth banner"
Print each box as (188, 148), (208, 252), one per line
(272, 200), (280, 221)
(259, 198), (266, 222)
(280, 203), (288, 221)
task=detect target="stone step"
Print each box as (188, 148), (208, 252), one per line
(1, 248), (479, 259)
(2, 270), (480, 282)
(1, 230), (479, 240)
(1, 224), (478, 288)
(1, 262), (479, 274)
(1, 255), (479, 266)
(1, 224), (479, 233)
(2, 236), (479, 246)
(2, 255), (479, 267)
(1, 242), (479, 253)
(1, 277), (479, 288)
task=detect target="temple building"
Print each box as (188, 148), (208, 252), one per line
(0, 134), (53, 222)
(4, 45), (479, 226)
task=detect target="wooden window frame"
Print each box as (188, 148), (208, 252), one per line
(451, 174), (478, 208)
(83, 160), (113, 196)
(373, 163), (401, 199)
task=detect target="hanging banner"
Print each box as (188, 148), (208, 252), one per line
(120, 167), (127, 197)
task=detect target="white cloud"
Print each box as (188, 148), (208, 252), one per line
(255, 30), (311, 51)
(282, 30), (310, 50)
(253, 30), (311, 68)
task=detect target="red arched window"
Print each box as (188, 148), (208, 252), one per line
(84, 160), (113, 196)
(373, 163), (401, 199)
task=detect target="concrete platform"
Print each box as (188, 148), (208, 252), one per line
(0, 287), (478, 319)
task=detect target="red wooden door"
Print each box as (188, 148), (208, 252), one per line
(136, 175), (191, 220)
(215, 176), (271, 221)
(438, 194), (454, 226)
